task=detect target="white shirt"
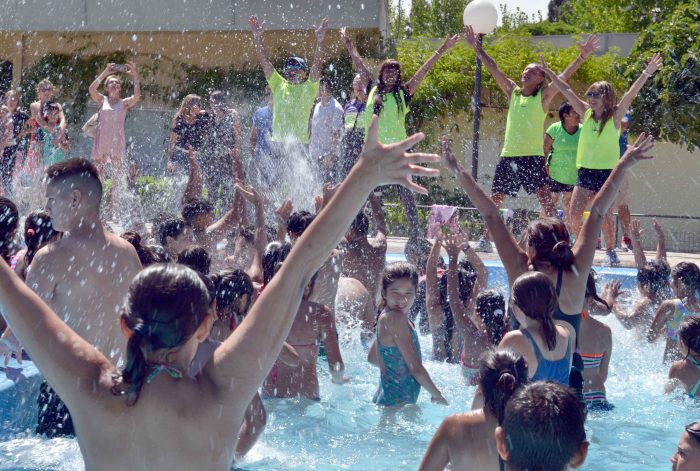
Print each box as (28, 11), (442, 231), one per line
(309, 98), (344, 159)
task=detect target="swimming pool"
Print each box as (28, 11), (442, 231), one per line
(0, 262), (693, 470)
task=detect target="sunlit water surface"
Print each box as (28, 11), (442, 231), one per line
(0, 262), (693, 470)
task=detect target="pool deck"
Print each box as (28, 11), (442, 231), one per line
(387, 237), (700, 268)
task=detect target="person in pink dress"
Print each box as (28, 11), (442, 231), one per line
(88, 61), (141, 217)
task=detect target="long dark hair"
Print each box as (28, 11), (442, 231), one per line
(116, 264), (210, 406)
(210, 269), (254, 321)
(477, 290), (507, 345)
(121, 231), (158, 267)
(23, 209), (59, 269)
(680, 317), (700, 356)
(262, 241), (292, 285)
(377, 262), (419, 319)
(479, 349), (529, 424)
(585, 270), (610, 311)
(525, 217), (575, 271)
(673, 262), (700, 299)
(511, 272), (559, 351)
(638, 260), (671, 301)
(377, 60), (406, 115)
(0, 197), (18, 264)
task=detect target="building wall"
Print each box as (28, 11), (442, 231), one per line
(0, 0), (386, 32)
(530, 33), (639, 57)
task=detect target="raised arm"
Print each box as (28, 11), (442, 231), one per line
(230, 110), (244, 180)
(236, 184), (267, 282)
(123, 60), (141, 110)
(309, 18), (329, 82)
(319, 305), (349, 384)
(444, 232), (481, 338)
(441, 136), (529, 286)
(541, 35), (599, 107)
(275, 199), (293, 241)
(249, 16), (275, 79)
(340, 27), (372, 85)
(88, 64), (112, 106)
(0, 254), (114, 411)
(629, 219), (648, 270)
(540, 57), (588, 116)
(614, 53), (662, 125)
(575, 134), (655, 285)
(405, 34), (460, 96)
(426, 235), (446, 359)
(653, 218), (667, 262)
(182, 146), (203, 204)
(463, 25), (515, 97)
(647, 300), (674, 343)
(368, 191), (387, 242)
(207, 115), (440, 402)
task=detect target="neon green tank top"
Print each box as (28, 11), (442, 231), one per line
(576, 108), (620, 169)
(501, 87), (546, 157)
(546, 122), (581, 185)
(361, 86), (408, 144)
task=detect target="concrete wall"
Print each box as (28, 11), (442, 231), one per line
(422, 108), (700, 253)
(0, 0), (386, 32)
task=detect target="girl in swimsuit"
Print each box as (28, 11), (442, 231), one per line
(580, 271), (617, 410)
(369, 262), (448, 406)
(441, 132), (656, 388)
(499, 272), (573, 385)
(666, 317), (700, 398)
(419, 349), (529, 471)
(648, 262), (700, 364)
(11, 209), (61, 281)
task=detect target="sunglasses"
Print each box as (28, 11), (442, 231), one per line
(587, 92), (604, 98)
(686, 422), (700, 437)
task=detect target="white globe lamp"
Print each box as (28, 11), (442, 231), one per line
(463, 0), (498, 35)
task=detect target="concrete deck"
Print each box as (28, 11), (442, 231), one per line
(387, 237), (700, 268)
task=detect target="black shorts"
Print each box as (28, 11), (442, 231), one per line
(492, 156), (549, 197)
(576, 168), (612, 192)
(548, 177), (574, 194)
(36, 381), (75, 438)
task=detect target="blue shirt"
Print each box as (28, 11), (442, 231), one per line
(619, 111), (631, 156)
(252, 106), (273, 156)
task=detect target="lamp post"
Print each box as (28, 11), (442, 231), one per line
(463, 0), (498, 179)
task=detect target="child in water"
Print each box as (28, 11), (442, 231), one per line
(499, 271), (573, 385)
(666, 317), (700, 398)
(648, 262), (700, 364)
(369, 262), (448, 406)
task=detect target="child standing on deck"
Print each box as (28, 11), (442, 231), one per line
(369, 262), (448, 406)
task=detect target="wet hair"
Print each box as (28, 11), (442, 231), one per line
(262, 241), (292, 285)
(0, 197), (19, 264)
(438, 262), (477, 305)
(158, 217), (187, 246)
(377, 60), (406, 115)
(235, 226), (255, 245)
(175, 94), (202, 120)
(22, 209), (59, 268)
(638, 260), (671, 300)
(526, 218), (575, 271)
(36, 78), (54, 92)
(121, 231), (158, 267)
(210, 269), (254, 315)
(680, 317), (700, 355)
(287, 210), (315, 237)
(45, 158), (103, 206)
(181, 198), (214, 224)
(177, 246), (211, 275)
(104, 74), (121, 90)
(502, 381), (586, 471)
(586, 81), (616, 135)
(672, 262), (700, 297)
(349, 211), (369, 237)
(381, 261), (419, 295)
(584, 270), (610, 311)
(45, 101), (61, 114)
(479, 349), (529, 424)
(117, 264), (210, 405)
(319, 76), (333, 91)
(558, 102), (575, 123)
(209, 90), (227, 109)
(477, 290), (508, 345)
(148, 244), (172, 263)
(3, 89), (18, 106)
(511, 272), (559, 351)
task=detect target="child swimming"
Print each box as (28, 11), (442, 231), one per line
(369, 262), (448, 406)
(666, 317), (700, 398)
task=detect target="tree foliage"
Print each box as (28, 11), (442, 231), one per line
(557, 0), (684, 33)
(623, 2), (700, 151)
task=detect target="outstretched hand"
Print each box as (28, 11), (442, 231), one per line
(358, 115), (440, 195)
(577, 35), (600, 58)
(538, 55), (557, 78)
(645, 52), (663, 75)
(444, 231), (467, 258)
(249, 15), (265, 36)
(339, 27), (350, 44)
(442, 33), (461, 51)
(619, 133), (655, 168)
(630, 219), (643, 240)
(315, 18), (329, 41)
(275, 199), (294, 225)
(462, 25), (480, 49)
(441, 136), (463, 176)
(652, 217), (665, 238)
(235, 183), (267, 207)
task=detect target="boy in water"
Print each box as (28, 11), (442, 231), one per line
(672, 422), (700, 471)
(496, 381), (589, 471)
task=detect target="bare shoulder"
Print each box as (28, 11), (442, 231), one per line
(500, 329), (524, 347)
(668, 360), (684, 380)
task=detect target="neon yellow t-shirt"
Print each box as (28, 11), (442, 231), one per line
(576, 108), (620, 169)
(267, 70), (319, 144)
(501, 87), (546, 157)
(546, 122), (581, 185)
(361, 86), (409, 144)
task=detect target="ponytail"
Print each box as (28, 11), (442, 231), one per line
(121, 321), (149, 406)
(479, 349), (529, 424)
(526, 218), (575, 271)
(511, 272), (559, 351)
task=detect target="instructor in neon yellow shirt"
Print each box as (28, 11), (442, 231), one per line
(462, 26), (599, 252)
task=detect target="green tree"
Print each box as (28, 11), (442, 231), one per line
(624, 3), (700, 150)
(409, 0), (434, 37)
(432, 0), (470, 37)
(559, 0), (684, 33)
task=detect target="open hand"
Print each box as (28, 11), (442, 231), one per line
(315, 18), (329, 41)
(462, 25), (480, 49)
(444, 231), (467, 259)
(441, 33), (461, 51)
(538, 55), (557, 78)
(358, 115), (440, 195)
(441, 136), (463, 176)
(619, 133), (655, 168)
(339, 27), (351, 45)
(577, 35), (599, 58)
(645, 52), (662, 75)
(249, 15), (265, 36)
(275, 199), (294, 225)
(630, 219), (643, 240)
(652, 217), (665, 238)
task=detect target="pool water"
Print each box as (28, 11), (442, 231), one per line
(0, 263), (694, 470)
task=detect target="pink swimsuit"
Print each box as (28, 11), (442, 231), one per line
(91, 97), (126, 164)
